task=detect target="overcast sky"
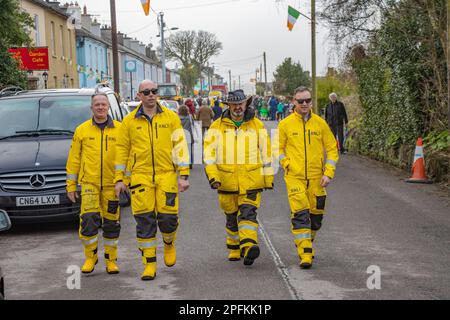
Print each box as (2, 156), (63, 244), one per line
(76, 0), (335, 90)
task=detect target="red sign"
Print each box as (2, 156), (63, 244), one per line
(8, 47), (49, 71)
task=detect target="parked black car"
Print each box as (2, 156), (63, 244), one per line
(0, 86), (124, 223)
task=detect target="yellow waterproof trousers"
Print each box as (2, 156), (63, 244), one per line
(284, 176), (327, 259)
(129, 172), (179, 265)
(79, 184), (121, 258)
(218, 191), (261, 255)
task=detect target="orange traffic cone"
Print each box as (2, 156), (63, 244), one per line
(406, 137), (432, 184)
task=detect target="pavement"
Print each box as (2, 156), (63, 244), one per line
(1, 121), (449, 300)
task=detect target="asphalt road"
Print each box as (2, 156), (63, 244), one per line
(1, 121), (449, 300)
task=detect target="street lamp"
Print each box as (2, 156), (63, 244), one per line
(42, 71), (48, 89)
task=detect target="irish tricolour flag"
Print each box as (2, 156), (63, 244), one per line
(141, 0), (150, 16)
(287, 5), (300, 31)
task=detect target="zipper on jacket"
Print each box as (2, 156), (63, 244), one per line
(106, 134), (108, 151)
(155, 122), (158, 139)
(147, 121), (156, 183)
(308, 130), (311, 145)
(100, 129), (104, 190)
(132, 153), (137, 169)
(303, 120), (308, 180)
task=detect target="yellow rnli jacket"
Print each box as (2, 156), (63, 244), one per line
(204, 108), (274, 194)
(276, 111), (339, 180)
(114, 103), (189, 183)
(66, 116), (121, 192)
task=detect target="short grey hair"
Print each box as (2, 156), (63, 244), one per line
(293, 86), (312, 96)
(91, 92), (109, 104)
(329, 92), (338, 99)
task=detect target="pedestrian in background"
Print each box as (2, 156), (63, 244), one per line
(269, 95), (278, 121)
(276, 98), (285, 121)
(66, 92), (122, 275)
(178, 105), (197, 169)
(212, 98), (222, 120)
(325, 93), (348, 154)
(197, 100), (214, 138)
(276, 86), (338, 269)
(185, 99), (196, 118)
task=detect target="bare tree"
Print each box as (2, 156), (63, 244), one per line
(164, 30), (222, 95)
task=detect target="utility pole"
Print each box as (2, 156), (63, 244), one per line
(260, 63), (263, 83)
(228, 70), (231, 92)
(110, 0), (120, 94)
(311, 0), (317, 113)
(447, 0), (450, 185)
(238, 75), (241, 90)
(159, 12), (166, 84)
(263, 51), (267, 96)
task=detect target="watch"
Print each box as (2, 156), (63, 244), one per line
(180, 175), (189, 180)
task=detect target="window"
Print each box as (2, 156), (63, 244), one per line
(95, 47), (98, 69)
(68, 30), (72, 60)
(60, 25), (65, 57)
(34, 15), (40, 46)
(89, 45), (92, 67)
(50, 22), (56, 55)
(107, 52), (111, 76)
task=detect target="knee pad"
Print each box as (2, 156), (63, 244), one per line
(157, 213), (179, 234)
(225, 212), (238, 232)
(310, 214), (323, 231)
(291, 209), (311, 230)
(134, 212), (157, 239)
(80, 212), (102, 237)
(102, 218), (121, 239)
(238, 205), (257, 224)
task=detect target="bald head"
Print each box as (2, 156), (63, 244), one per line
(137, 79), (158, 109)
(139, 79), (157, 92)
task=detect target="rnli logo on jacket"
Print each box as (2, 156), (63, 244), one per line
(310, 131), (320, 136)
(108, 137), (116, 142)
(136, 126), (142, 130)
(158, 123), (169, 129)
(89, 137), (95, 141)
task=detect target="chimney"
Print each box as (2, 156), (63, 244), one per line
(81, 6), (92, 32)
(130, 39), (140, 53)
(90, 18), (101, 37)
(101, 25), (112, 42)
(83, 5), (87, 15)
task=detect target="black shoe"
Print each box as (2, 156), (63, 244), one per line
(243, 245), (260, 266)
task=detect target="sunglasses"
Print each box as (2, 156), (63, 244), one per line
(140, 88), (159, 96)
(295, 98), (312, 105)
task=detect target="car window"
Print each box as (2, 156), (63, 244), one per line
(0, 98), (40, 137)
(39, 96), (92, 131)
(107, 93), (122, 121)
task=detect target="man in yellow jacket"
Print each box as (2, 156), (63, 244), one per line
(115, 80), (190, 281)
(66, 92), (122, 274)
(276, 86), (339, 269)
(204, 89), (273, 266)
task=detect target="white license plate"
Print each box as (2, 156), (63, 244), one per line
(16, 195), (60, 207)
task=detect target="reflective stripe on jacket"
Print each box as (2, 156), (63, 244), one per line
(114, 103), (189, 183)
(276, 111), (339, 179)
(66, 116), (121, 192)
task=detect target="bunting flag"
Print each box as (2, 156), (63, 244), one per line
(141, 0), (150, 16)
(287, 5), (300, 31)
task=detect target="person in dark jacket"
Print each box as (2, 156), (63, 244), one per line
(212, 99), (222, 120)
(269, 95), (278, 121)
(325, 93), (348, 154)
(178, 105), (197, 168)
